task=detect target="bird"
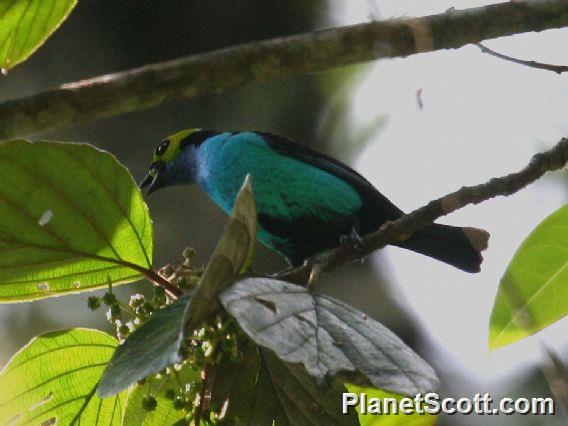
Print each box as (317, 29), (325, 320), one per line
(140, 129), (489, 272)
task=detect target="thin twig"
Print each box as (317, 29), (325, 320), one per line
(366, 0), (382, 21)
(1, 0), (568, 140)
(194, 359), (216, 424)
(279, 137), (568, 282)
(476, 42), (568, 74)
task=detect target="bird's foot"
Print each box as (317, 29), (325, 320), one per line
(339, 228), (363, 251)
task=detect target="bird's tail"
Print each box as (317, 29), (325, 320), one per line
(394, 223), (490, 273)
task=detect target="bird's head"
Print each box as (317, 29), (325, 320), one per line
(140, 128), (217, 194)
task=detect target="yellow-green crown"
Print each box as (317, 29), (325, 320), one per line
(152, 128), (200, 163)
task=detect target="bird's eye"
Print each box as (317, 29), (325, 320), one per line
(155, 141), (170, 156)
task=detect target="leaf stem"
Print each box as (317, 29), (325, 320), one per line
(142, 268), (184, 298)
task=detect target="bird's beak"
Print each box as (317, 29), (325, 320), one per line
(139, 163), (162, 195)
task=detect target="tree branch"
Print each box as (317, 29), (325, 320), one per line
(1, 0), (568, 140)
(279, 138), (568, 283)
(476, 42), (568, 74)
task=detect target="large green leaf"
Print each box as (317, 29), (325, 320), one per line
(0, 328), (126, 425)
(490, 204), (568, 349)
(0, 140), (153, 302)
(0, 0), (77, 70)
(220, 278), (439, 397)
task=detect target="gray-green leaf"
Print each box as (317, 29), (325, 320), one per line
(182, 174), (257, 335)
(220, 278), (439, 396)
(0, 328), (125, 425)
(0, 140), (153, 302)
(97, 292), (193, 398)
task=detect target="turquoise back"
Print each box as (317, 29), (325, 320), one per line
(195, 132), (362, 246)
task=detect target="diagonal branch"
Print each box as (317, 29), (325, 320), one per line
(279, 138), (568, 283)
(1, 0), (568, 140)
(476, 42), (568, 74)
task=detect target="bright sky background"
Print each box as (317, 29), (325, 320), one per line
(327, 0), (568, 384)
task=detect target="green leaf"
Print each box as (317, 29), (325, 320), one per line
(123, 367), (199, 426)
(346, 384), (436, 425)
(490, 204), (568, 349)
(220, 278), (439, 397)
(212, 338), (358, 425)
(0, 328), (125, 425)
(0, 140), (153, 302)
(0, 0), (77, 70)
(97, 292), (194, 398)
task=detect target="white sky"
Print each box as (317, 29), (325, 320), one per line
(327, 0), (568, 381)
